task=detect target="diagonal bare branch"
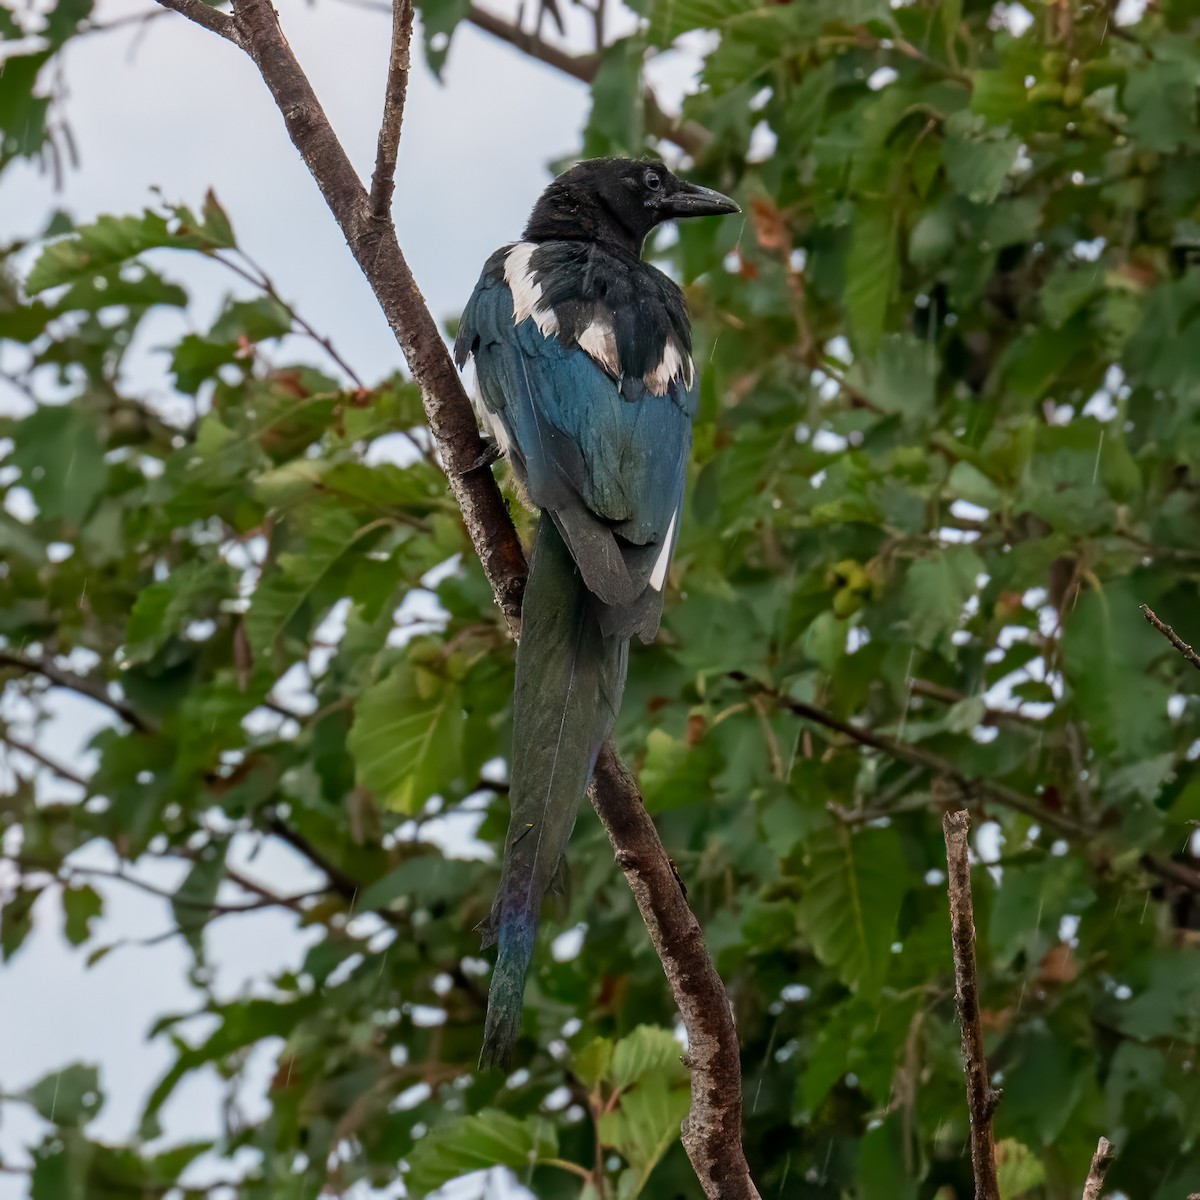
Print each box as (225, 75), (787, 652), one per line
(369, 0), (415, 220)
(0, 648), (150, 732)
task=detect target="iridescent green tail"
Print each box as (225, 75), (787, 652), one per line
(479, 515), (628, 1070)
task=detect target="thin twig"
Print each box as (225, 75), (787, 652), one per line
(369, 0), (414, 220)
(159, 3), (759, 1193)
(733, 672), (1200, 896)
(0, 731), (89, 788)
(2, 853), (318, 914)
(0, 648), (149, 732)
(332, 0), (711, 157)
(1081, 1137), (1115, 1200)
(210, 250), (367, 390)
(942, 810), (1000, 1200)
(1140, 603), (1200, 673)
(155, 0), (240, 43)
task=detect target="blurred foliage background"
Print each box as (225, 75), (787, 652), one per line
(2, 0), (1200, 1196)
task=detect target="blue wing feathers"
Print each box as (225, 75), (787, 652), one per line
(458, 265), (694, 634)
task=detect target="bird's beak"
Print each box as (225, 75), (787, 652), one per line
(662, 181), (740, 219)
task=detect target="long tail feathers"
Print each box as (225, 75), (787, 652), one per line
(480, 515), (628, 1070)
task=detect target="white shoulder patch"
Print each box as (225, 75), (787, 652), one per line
(648, 507), (679, 593)
(577, 317), (622, 379)
(504, 242), (559, 338)
(644, 338), (694, 397)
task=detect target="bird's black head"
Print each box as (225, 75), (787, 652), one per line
(523, 158), (739, 254)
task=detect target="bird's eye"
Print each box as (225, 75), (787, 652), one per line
(644, 170), (662, 191)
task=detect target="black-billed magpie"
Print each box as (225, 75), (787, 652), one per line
(455, 157), (738, 1069)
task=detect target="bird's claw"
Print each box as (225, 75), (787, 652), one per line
(466, 437), (503, 474)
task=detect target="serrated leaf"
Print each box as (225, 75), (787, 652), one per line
(404, 1110), (558, 1198)
(349, 661), (465, 814)
(1062, 580), (1173, 760)
(610, 1026), (688, 1090)
(125, 559), (236, 663)
(245, 506), (372, 655)
(901, 547), (984, 651)
(27, 206), (234, 295)
(943, 116), (1018, 204)
(598, 1074), (690, 1195)
(798, 824), (906, 992)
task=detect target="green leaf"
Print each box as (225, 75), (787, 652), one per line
(995, 1139), (1046, 1199)
(357, 855), (482, 910)
(125, 559), (237, 663)
(349, 661), (465, 814)
(1062, 580), (1173, 760)
(23, 1064), (102, 1127)
(245, 505), (372, 655)
(62, 885), (102, 946)
(9, 404), (106, 527)
(989, 858), (1095, 968)
(415, 0), (473, 77)
(0, 53), (52, 159)
(797, 823), (906, 993)
(942, 114), (1018, 204)
(27, 205), (235, 294)
(610, 1026), (688, 1090)
(901, 547), (985, 651)
(598, 1074), (690, 1195)
(845, 204), (896, 352)
(171, 841), (227, 954)
(862, 334), (936, 421)
(404, 1110), (559, 1199)
(640, 728), (720, 811)
(573, 1037), (614, 1090)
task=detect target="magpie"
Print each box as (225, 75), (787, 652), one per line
(455, 157), (738, 1069)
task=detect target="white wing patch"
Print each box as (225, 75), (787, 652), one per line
(577, 317), (622, 378)
(504, 242), (559, 338)
(463, 352), (511, 456)
(644, 338), (694, 396)
(648, 507), (679, 592)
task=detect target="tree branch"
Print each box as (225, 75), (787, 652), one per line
(1140, 603), (1200, 673)
(369, 0), (414, 220)
(1081, 1136), (1115, 1200)
(732, 673), (1200, 896)
(0, 731), (89, 788)
(593, 748), (760, 1200)
(334, 0), (711, 158)
(154, 0), (240, 43)
(464, 3), (597, 81)
(159, 4), (759, 1194)
(0, 648), (149, 732)
(942, 810), (1000, 1200)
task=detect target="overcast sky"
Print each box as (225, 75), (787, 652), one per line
(0, 2), (699, 1195)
